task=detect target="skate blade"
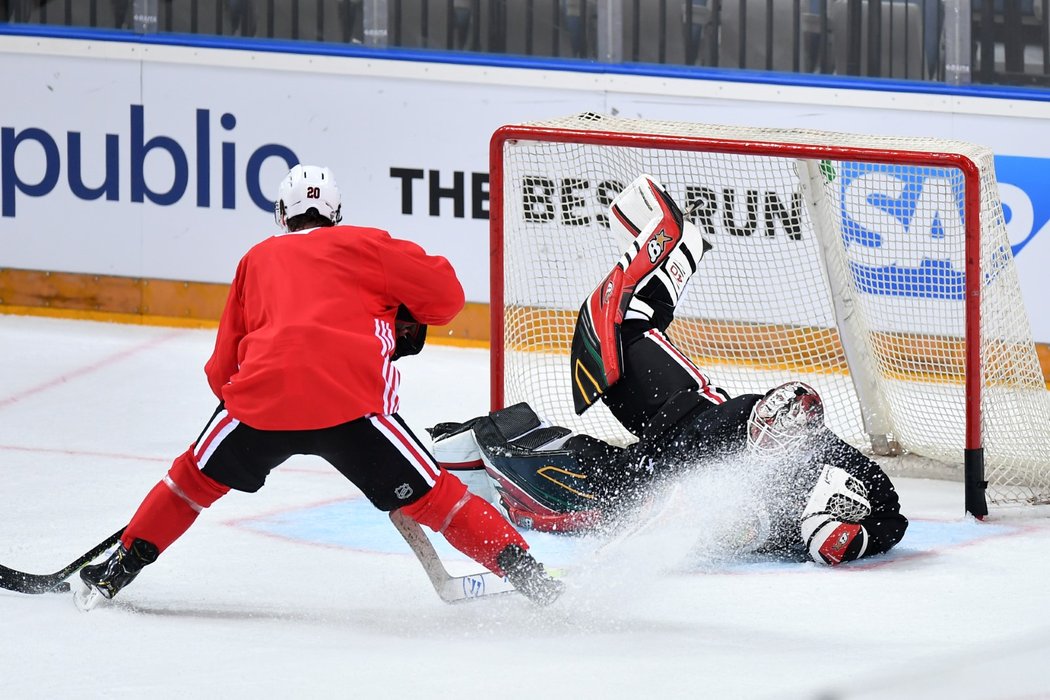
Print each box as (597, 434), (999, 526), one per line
(72, 580), (106, 612)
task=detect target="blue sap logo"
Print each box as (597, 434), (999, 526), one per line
(0, 105), (299, 217)
(993, 154), (1050, 257)
(836, 155), (1050, 300)
(839, 162), (968, 299)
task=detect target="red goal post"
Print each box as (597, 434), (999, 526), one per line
(489, 113), (1050, 515)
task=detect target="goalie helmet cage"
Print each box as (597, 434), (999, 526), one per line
(489, 112), (1050, 516)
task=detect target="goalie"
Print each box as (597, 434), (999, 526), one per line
(433, 175), (907, 565)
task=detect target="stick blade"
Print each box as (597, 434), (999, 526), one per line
(441, 570), (518, 604)
(389, 510), (519, 604)
(0, 565), (69, 594)
(0, 528), (123, 596)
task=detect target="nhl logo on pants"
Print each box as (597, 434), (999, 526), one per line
(395, 483), (414, 500)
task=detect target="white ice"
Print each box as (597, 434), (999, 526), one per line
(1, 314), (1049, 700)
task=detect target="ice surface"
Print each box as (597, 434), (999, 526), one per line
(1, 314), (1048, 699)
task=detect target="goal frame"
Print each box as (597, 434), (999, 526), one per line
(488, 122), (988, 517)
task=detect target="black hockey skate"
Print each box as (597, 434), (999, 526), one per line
(496, 544), (564, 606)
(74, 538), (159, 611)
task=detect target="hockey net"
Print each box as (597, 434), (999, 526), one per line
(490, 112), (1050, 509)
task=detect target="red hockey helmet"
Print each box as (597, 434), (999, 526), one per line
(747, 381), (825, 453)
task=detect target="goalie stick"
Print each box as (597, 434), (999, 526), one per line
(388, 511), (519, 603)
(0, 527), (125, 595)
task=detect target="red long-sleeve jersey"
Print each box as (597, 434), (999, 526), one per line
(204, 225), (465, 430)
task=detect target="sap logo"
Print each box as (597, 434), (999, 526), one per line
(838, 163), (968, 299)
(993, 154), (1050, 258)
(1, 106), (298, 218)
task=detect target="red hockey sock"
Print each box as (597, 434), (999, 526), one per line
(398, 470), (527, 575)
(121, 448), (230, 553)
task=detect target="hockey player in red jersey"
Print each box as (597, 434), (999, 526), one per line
(76, 164), (561, 608)
(432, 175), (907, 566)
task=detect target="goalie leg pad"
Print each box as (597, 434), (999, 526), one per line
(570, 266), (627, 414)
(609, 174), (672, 245)
(431, 418), (496, 503)
(476, 443), (599, 514)
(487, 402), (544, 442)
(430, 422), (483, 466)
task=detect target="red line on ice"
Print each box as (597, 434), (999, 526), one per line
(0, 328), (186, 410)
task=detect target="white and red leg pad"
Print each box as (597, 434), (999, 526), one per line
(121, 448), (230, 553)
(398, 469), (527, 575)
(432, 425), (498, 504)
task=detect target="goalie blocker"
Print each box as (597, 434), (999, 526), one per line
(431, 388), (908, 566)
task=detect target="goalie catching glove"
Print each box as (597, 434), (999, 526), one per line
(800, 464), (872, 565)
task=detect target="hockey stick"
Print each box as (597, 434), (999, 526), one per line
(0, 527), (125, 595)
(388, 511), (518, 604)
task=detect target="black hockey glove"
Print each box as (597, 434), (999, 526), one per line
(392, 304), (428, 360)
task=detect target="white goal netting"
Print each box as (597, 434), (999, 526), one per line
(492, 113), (1050, 506)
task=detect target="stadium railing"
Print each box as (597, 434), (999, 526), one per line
(1, 0), (1048, 88)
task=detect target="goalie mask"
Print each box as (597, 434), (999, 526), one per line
(274, 164), (343, 232)
(747, 382), (825, 453)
